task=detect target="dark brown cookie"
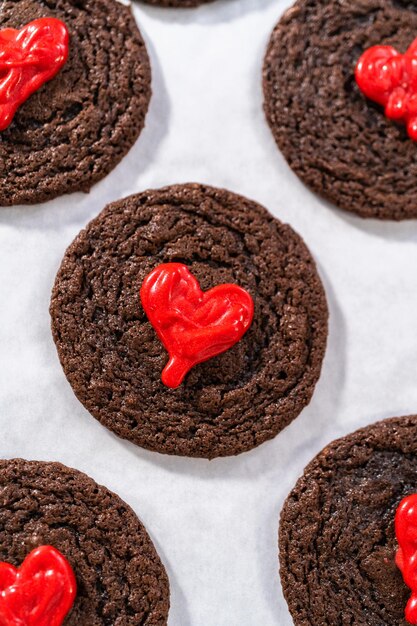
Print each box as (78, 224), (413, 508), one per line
(0, 0), (151, 206)
(0, 459), (169, 625)
(141, 0), (214, 6)
(279, 415), (417, 626)
(263, 0), (417, 220)
(50, 183), (328, 459)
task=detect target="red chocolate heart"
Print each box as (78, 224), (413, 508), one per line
(0, 18), (69, 131)
(140, 263), (254, 388)
(396, 495), (417, 625)
(0, 546), (76, 626)
(356, 38), (417, 140)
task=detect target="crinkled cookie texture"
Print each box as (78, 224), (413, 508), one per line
(263, 0), (417, 220)
(0, 0), (151, 206)
(0, 459), (169, 625)
(141, 0), (214, 6)
(50, 183), (328, 459)
(279, 415), (417, 626)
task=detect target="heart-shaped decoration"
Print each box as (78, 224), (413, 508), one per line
(0, 545), (77, 626)
(140, 263), (254, 388)
(0, 18), (69, 131)
(355, 38), (417, 140)
(396, 494), (417, 624)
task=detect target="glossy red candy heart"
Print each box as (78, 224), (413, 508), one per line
(356, 38), (417, 140)
(0, 18), (69, 131)
(140, 263), (254, 388)
(395, 494), (417, 624)
(0, 545), (76, 626)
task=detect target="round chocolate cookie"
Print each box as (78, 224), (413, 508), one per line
(50, 183), (328, 459)
(141, 0), (214, 6)
(279, 415), (417, 626)
(0, 458), (169, 625)
(0, 0), (151, 206)
(263, 0), (417, 220)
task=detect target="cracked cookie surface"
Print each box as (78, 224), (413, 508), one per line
(279, 415), (417, 626)
(0, 459), (169, 625)
(0, 0), (151, 206)
(263, 0), (417, 220)
(50, 183), (328, 458)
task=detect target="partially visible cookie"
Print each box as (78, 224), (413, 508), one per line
(141, 0), (215, 6)
(263, 0), (417, 220)
(0, 0), (151, 206)
(279, 415), (417, 626)
(0, 459), (170, 625)
(50, 183), (328, 459)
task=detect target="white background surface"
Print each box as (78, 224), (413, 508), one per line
(1, 0), (417, 624)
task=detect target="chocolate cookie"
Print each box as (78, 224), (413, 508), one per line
(50, 183), (328, 459)
(141, 0), (214, 6)
(0, 0), (151, 206)
(0, 458), (169, 625)
(279, 415), (417, 626)
(263, 0), (417, 220)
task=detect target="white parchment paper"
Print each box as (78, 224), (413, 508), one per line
(1, 0), (417, 623)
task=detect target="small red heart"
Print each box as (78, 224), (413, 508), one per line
(0, 545), (77, 626)
(396, 495), (417, 625)
(0, 18), (69, 131)
(356, 38), (417, 140)
(140, 263), (254, 388)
